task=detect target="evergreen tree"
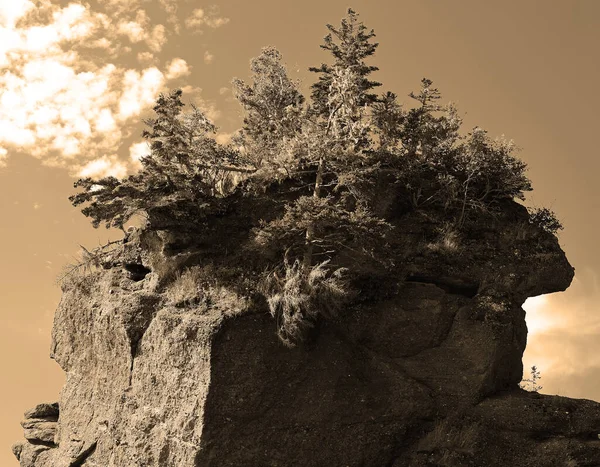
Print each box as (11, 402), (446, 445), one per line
(70, 90), (248, 229)
(453, 127), (531, 225)
(400, 78), (460, 157)
(386, 79), (530, 221)
(382, 79), (464, 210)
(520, 365), (543, 392)
(371, 91), (405, 150)
(253, 20), (390, 344)
(232, 47), (305, 172)
(309, 8), (381, 120)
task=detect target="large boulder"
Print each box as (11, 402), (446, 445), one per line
(15, 200), (600, 467)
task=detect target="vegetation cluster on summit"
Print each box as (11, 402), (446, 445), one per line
(69, 9), (561, 346)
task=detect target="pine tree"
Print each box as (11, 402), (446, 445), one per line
(232, 47), (305, 172)
(253, 13), (391, 345)
(382, 79), (463, 210)
(401, 78), (458, 157)
(309, 8), (381, 120)
(70, 90), (249, 229)
(387, 79), (530, 221)
(371, 91), (405, 150)
(520, 365), (543, 392)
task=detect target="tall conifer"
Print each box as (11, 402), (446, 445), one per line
(309, 9), (381, 119)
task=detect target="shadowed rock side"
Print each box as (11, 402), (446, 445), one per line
(14, 199), (600, 467)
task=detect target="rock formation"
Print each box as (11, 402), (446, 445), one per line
(13, 194), (600, 466)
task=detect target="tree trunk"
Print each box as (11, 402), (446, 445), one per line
(303, 156), (324, 269)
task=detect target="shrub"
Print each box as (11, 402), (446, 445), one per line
(520, 365), (543, 392)
(57, 263), (101, 293)
(57, 241), (122, 291)
(528, 207), (563, 236)
(165, 268), (204, 307)
(165, 266), (248, 315)
(261, 260), (349, 347)
(427, 223), (460, 253)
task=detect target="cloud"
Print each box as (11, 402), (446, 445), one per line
(0, 1), (34, 29)
(203, 51), (214, 64)
(0, 0), (192, 174)
(0, 1), (227, 177)
(90, 37), (112, 49)
(185, 7), (230, 32)
(118, 67), (165, 120)
(165, 58), (190, 80)
(523, 268), (600, 400)
(94, 0), (143, 17)
(0, 147), (7, 167)
(137, 51), (154, 63)
(113, 11), (168, 53)
(117, 10), (149, 43)
(146, 24), (166, 53)
(78, 155), (127, 179)
(158, 0), (179, 31)
(129, 141), (149, 171)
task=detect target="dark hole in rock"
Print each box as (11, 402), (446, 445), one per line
(124, 263), (151, 281)
(406, 274), (479, 298)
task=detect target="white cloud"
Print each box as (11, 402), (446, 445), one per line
(0, 2), (100, 67)
(165, 58), (190, 80)
(89, 37), (112, 49)
(118, 20), (146, 43)
(117, 10), (157, 46)
(158, 0), (179, 31)
(137, 51), (154, 63)
(0, 1), (34, 29)
(147, 24), (166, 52)
(78, 155), (127, 179)
(185, 8), (206, 30)
(96, 108), (117, 133)
(118, 67), (165, 120)
(0, 1), (205, 175)
(203, 51), (214, 64)
(129, 141), (149, 171)
(93, 0), (142, 17)
(0, 58), (125, 160)
(52, 3), (95, 40)
(185, 7), (229, 32)
(0, 147), (7, 167)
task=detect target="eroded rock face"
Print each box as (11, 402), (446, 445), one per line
(13, 403), (59, 466)
(14, 200), (600, 467)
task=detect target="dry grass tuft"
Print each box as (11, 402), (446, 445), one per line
(166, 268), (203, 307)
(57, 241), (122, 291)
(261, 260), (349, 347)
(427, 224), (460, 253)
(165, 266), (247, 315)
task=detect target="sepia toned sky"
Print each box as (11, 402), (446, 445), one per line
(1, 1), (599, 464)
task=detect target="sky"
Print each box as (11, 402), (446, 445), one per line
(1, 1), (599, 464)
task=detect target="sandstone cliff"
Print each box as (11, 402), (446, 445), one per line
(13, 195), (600, 466)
